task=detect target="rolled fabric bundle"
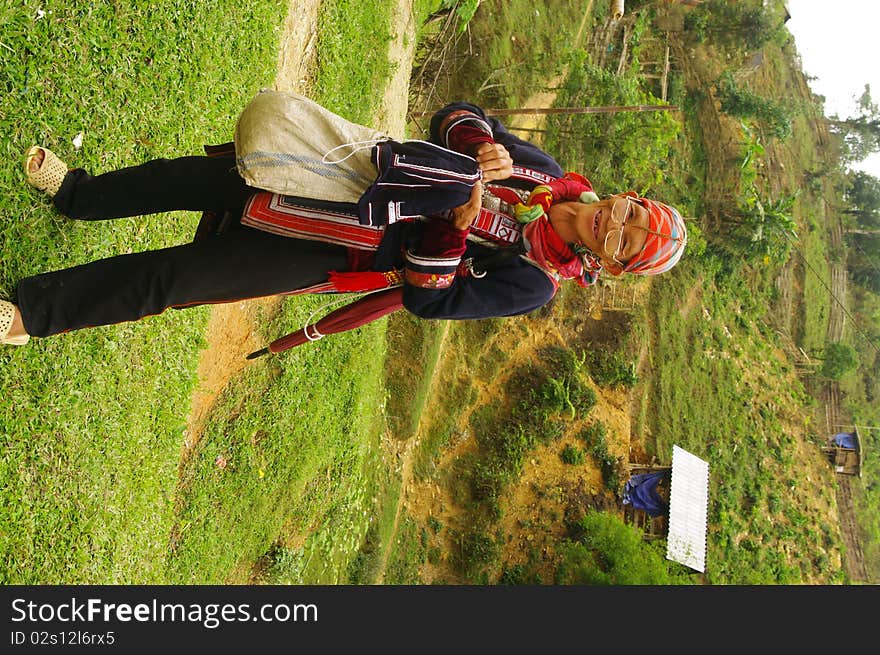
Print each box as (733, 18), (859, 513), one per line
(611, 0), (624, 20)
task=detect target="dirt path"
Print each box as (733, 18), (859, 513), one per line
(365, 0), (421, 584)
(181, 0), (415, 461)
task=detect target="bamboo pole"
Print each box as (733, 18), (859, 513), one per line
(410, 104), (679, 118)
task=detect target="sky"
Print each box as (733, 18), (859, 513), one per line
(784, 0), (880, 178)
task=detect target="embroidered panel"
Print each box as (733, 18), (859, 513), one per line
(509, 165), (556, 185)
(242, 192), (385, 250)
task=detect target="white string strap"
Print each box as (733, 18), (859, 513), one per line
(304, 324), (325, 341)
(321, 139), (388, 164)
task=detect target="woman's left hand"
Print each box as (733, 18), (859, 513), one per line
(450, 181), (483, 230)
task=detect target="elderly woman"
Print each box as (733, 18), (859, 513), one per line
(1, 100), (686, 347)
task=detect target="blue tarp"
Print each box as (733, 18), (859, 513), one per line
(622, 470), (669, 518)
(833, 432), (857, 449)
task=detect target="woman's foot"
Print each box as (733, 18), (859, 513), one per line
(0, 300), (30, 346)
(24, 146), (68, 198)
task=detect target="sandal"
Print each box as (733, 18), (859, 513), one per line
(0, 300), (29, 346)
(24, 146), (68, 198)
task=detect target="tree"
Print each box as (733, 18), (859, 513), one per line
(821, 342), (860, 380)
(829, 85), (880, 163)
(684, 0), (786, 51)
(848, 233), (880, 294)
(714, 186), (798, 261)
(715, 71), (793, 140)
(845, 171), (880, 230)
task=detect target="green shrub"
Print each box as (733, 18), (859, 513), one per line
(532, 346), (598, 419)
(572, 385), (598, 418)
(684, 0), (786, 52)
(576, 422), (623, 491)
(457, 530), (499, 578)
(555, 512), (689, 585)
(601, 457), (623, 492)
(821, 342), (859, 380)
(715, 71), (793, 140)
(545, 56), (681, 193)
(499, 563), (542, 585)
(561, 444), (586, 465)
(578, 421), (607, 447)
(471, 461), (508, 504)
(585, 349), (639, 388)
(508, 366), (558, 429)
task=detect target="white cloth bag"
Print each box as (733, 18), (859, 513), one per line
(233, 89), (388, 202)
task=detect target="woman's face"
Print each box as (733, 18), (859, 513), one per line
(557, 195), (651, 274)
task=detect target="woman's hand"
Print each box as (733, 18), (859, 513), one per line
(450, 181), (483, 230)
(470, 143), (513, 182)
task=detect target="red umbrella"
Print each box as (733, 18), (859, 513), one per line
(247, 287), (404, 359)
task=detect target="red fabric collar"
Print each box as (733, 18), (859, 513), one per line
(522, 216), (584, 284)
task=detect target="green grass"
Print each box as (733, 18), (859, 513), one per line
(384, 312), (447, 441)
(169, 0), (449, 584)
(168, 310), (388, 583)
(167, 0), (450, 585)
(346, 462), (404, 584)
(0, 0), (436, 585)
(312, 0), (395, 122)
(409, 322), (480, 481)
(798, 222), (832, 355)
(382, 515), (429, 584)
(644, 261), (843, 583)
(1, 0), (284, 584)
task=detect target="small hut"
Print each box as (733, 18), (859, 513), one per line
(623, 444), (710, 572)
(822, 429), (863, 477)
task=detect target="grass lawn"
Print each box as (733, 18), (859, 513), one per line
(1, 0), (286, 584)
(1, 0), (429, 584)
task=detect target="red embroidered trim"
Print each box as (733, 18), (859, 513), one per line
(404, 269), (456, 289)
(383, 270), (404, 286)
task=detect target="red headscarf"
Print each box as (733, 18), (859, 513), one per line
(623, 195), (688, 276)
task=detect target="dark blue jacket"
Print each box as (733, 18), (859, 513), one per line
(398, 102), (563, 320)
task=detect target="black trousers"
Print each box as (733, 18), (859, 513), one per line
(15, 156), (348, 337)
